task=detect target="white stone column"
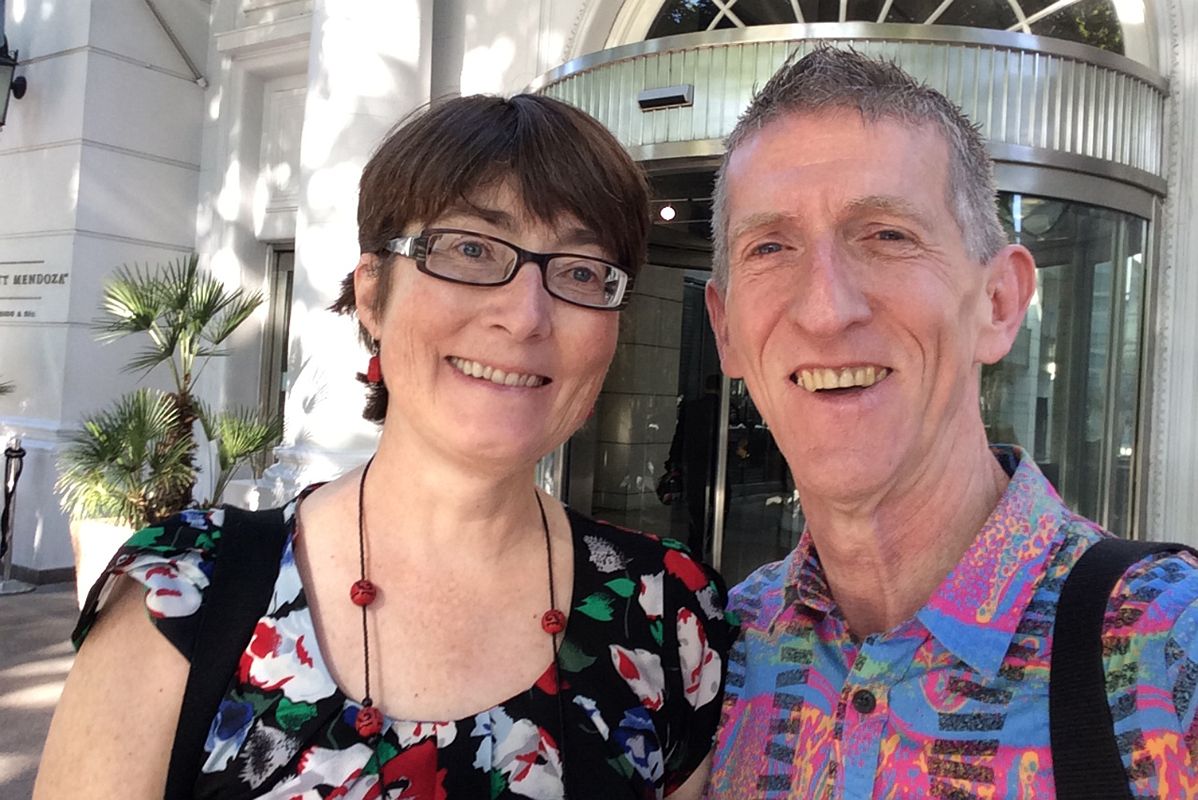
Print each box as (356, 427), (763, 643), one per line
(1148, 0), (1198, 544)
(269, 0), (432, 493)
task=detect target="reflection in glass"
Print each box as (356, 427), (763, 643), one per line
(983, 193), (1146, 536)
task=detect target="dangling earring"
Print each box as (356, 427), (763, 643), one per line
(365, 340), (382, 384)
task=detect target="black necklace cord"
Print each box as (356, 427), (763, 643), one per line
(534, 489), (569, 798)
(358, 456), (375, 706)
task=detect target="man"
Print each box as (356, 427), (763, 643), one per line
(704, 47), (1198, 798)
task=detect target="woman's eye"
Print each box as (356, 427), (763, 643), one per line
(569, 265), (599, 283)
(875, 229), (907, 242)
(458, 240), (486, 258)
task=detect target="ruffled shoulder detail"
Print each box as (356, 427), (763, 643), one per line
(71, 507), (232, 658)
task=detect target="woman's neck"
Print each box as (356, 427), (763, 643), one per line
(360, 422), (550, 562)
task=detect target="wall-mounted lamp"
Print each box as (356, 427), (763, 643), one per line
(0, 36), (28, 130)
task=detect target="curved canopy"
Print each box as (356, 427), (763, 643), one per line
(647, 0), (1125, 54)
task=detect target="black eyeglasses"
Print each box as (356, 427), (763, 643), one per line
(384, 228), (633, 310)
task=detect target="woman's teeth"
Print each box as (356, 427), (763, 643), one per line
(795, 366), (890, 392)
(449, 357), (546, 388)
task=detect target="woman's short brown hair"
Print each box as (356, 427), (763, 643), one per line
(331, 93), (651, 422)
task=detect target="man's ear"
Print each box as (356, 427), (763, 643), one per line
(705, 279), (744, 379)
(353, 253), (383, 340)
(976, 244), (1036, 365)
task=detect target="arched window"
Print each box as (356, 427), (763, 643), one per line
(646, 0), (1124, 54)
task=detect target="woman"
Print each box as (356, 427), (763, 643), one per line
(36, 94), (735, 799)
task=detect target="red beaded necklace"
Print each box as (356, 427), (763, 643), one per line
(350, 456), (567, 751)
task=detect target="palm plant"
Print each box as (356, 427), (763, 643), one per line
(56, 389), (195, 526)
(0, 378), (12, 396)
(57, 255), (282, 528)
(90, 254), (266, 515)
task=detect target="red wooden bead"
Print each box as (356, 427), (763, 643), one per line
(541, 609), (566, 634)
(350, 579), (377, 606)
(366, 355), (382, 383)
(355, 704), (383, 738)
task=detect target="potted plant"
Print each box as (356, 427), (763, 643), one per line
(57, 254), (282, 604)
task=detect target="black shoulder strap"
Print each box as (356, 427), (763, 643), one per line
(1050, 537), (1198, 800)
(163, 505), (289, 800)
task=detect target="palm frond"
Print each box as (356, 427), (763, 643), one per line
(56, 389), (194, 527)
(198, 405), (283, 504)
(203, 290), (264, 348)
(212, 407), (283, 471)
(0, 379), (13, 397)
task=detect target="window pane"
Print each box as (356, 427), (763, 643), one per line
(1023, 0), (1125, 54)
(647, 0), (722, 38)
(725, 0), (801, 26)
(983, 193), (1146, 535)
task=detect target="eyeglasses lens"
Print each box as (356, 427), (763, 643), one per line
(424, 232), (625, 309)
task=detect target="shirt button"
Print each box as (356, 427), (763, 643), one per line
(851, 689), (877, 715)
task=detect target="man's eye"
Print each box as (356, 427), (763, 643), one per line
(751, 242), (784, 256)
(876, 229), (907, 242)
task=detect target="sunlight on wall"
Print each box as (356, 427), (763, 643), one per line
(1113, 0), (1146, 25)
(218, 159), (243, 222)
(461, 35), (516, 95)
(208, 86), (222, 123)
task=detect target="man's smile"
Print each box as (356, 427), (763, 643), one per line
(791, 365), (891, 393)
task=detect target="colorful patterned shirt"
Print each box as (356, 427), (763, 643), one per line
(709, 446), (1198, 799)
(74, 492), (737, 799)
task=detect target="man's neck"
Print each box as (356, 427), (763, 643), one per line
(798, 439), (1011, 638)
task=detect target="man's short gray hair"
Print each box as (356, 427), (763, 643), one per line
(710, 46), (1008, 289)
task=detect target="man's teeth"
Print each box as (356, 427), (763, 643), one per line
(449, 357), (546, 387)
(795, 366), (889, 392)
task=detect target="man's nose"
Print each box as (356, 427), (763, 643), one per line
(788, 241), (871, 336)
(489, 261), (553, 340)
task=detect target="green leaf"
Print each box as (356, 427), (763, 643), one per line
(124, 526), (166, 547)
(660, 537), (688, 551)
(574, 592), (614, 621)
(607, 755), (634, 779)
(604, 577), (636, 598)
(649, 619), (663, 646)
(556, 638), (598, 673)
(373, 738), (399, 767)
(490, 769), (507, 798)
(275, 698), (318, 731)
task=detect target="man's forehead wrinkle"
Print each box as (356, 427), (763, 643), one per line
(729, 211), (800, 243)
(843, 195), (935, 226)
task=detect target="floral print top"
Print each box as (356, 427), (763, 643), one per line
(73, 492), (737, 800)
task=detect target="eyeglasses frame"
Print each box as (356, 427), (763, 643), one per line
(383, 228), (634, 310)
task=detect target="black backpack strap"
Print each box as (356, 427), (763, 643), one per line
(163, 506), (289, 800)
(1050, 537), (1198, 800)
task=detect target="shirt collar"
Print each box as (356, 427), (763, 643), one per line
(914, 446), (1069, 676)
(781, 446), (1070, 677)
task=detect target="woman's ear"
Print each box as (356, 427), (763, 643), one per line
(353, 254), (383, 339)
